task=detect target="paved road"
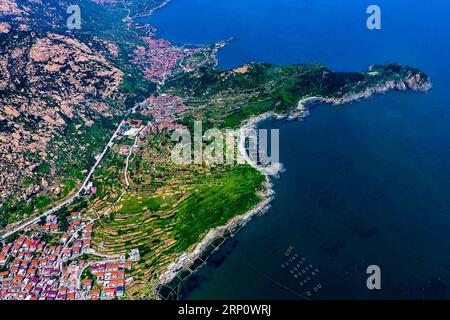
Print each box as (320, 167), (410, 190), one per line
(0, 120), (125, 241)
(124, 125), (147, 188)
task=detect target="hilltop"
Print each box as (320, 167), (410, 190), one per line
(165, 62), (431, 128)
(0, 0), (432, 301)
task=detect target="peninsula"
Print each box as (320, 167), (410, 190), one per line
(0, 0), (431, 300)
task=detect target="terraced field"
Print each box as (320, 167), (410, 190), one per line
(91, 132), (265, 298)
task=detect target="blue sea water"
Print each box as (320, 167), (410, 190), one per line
(144, 0), (450, 299)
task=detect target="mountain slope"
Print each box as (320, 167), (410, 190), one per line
(0, 30), (124, 226)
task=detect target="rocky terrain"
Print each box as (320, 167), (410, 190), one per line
(164, 62), (431, 129)
(0, 29), (125, 224)
(0, 0), (167, 225)
(0, 0), (65, 32)
(0, 0), (434, 301)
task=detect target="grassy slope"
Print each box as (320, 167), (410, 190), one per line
(167, 62), (429, 128)
(90, 60), (429, 298)
(92, 164), (264, 298)
(0, 0), (159, 226)
(5, 0), (426, 298)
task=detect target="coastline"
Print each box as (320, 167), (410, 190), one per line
(156, 176), (275, 298)
(133, 0), (173, 19)
(155, 70), (431, 298)
(239, 70), (432, 134)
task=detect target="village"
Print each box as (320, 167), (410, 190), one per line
(131, 35), (205, 85)
(0, 206), (141, 300)
(118, 93), (190, 155)
(0, 91), (194, 300)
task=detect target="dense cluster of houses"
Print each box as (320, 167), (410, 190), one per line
(0, 209), (134, 300)
(89, 261), (133, 299)
(131, 36), (201, 83)
(116, 94), (190, 156)
(0, 92), (194, 300)
(39, 214), (59, 234)
(0, 234), (69, 300)
(141, 94), (189, 133)
(119, 119), (144, 137)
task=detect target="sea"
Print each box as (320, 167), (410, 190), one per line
(143, 0), (450, 299)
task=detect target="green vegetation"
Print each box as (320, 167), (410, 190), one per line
(51, 118), (118, 180)
(115, 195), (164, 215)
(35, 196), (52, 210)
(81, 267), (95, 282)
(0, 199), (33, 228)
(119, 75), (156, 110)
(57, 179), (77, 201)
(165, 62), (428, 128)
(92, 147), (126, 202)
(40, 232), (61, 246)
(169, 165), (264, 252)
(51, 199), (89, 233)
(92, 163), (264, 297)
(88, 61), (429, 298)
(1, 0), (430, 300)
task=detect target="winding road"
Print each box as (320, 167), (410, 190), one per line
(0, 120), (125, 241)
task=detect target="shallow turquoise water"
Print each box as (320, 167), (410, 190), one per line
(145, 0), (450, 299)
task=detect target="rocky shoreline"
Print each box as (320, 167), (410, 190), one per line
(156, 177), (275, 294)
(155, 69), (431, 298)
(242, 70), (432, 124)
(156, 109), (280, 297)
(324, 71), (432, 106)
